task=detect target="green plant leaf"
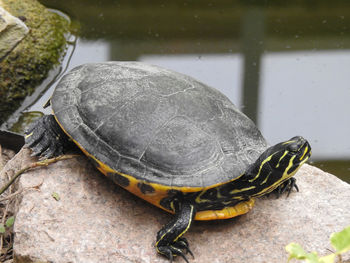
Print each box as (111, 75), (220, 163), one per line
(319, 253), (336, 263)
(286, 243), (308, 259)
(0, 224), (5, 234)
(286, 243), (320, 263)
(330, 226), (350, 254)
(52, 192), (60, 201)
(5, 216), (15, 228)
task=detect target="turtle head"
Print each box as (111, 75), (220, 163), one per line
(246, 136), (311, 197)
(266, 136), (311, 172)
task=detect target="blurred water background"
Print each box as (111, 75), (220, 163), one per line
(3, 1), (350, 182)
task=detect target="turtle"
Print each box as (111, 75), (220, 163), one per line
(25, 62), (311, 262)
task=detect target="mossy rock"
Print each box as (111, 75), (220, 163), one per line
(0, 0), (70, 124)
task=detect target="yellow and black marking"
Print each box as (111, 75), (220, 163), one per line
(194, 199), (254, 220)
(155, 136), (311, 224)
(137, 182), (156, 194)
(276, 151), (288, 168)
(29, 116), (311, 225)
(61, 120), (260, 221)
(106, 171), (130, 187)
(25, 132), (33, 139)
(155, 202), (195, 262)
(248, 154), (274, 183)
(61, 126), (310, 226)
(22, 62), (313, 263)
(85, 151), (253, 220)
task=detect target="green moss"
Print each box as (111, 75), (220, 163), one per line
(0, 0), (70, 124)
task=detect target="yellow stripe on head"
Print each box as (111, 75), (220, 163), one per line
(276, 151), (288, 168)
(248, 154), (274, 183)
(299, 145), (309, 161)
(282, 140), (296, 145)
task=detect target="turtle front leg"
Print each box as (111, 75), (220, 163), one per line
(25, 115), (73, 158)
(156, 202), (196, 263)
(273, 177), (299, 198)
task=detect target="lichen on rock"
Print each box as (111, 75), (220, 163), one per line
(0, 0), (70, 124)
(0, 6), (29, 61)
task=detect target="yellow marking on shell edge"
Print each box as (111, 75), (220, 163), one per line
(276, 151), (288, 168)
(52, 113), (256, 220)
(79, 145), (257, 221)
(52, 114), (199, 210)
(194, 199), (255, 220)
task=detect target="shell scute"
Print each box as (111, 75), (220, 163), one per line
(52, 62), (267, 188)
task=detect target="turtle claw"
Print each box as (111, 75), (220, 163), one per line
(157, 246), (174, 263)
(173, 237), (194, 259)
(158, 238), (194, 262)
(171, 246), (189, 263)
(274, 177), (299, 198)
(156, 203), (195, 262)
(25, 115), (73, 159)
(158, 243), (190, 263)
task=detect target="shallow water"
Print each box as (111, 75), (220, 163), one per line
(10, 1), (350, 182)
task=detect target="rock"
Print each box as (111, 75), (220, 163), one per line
(1, 148), (348, 263)
(0, 0), (70, 125)
(0, 145), (15, 189)
(0, 6), (29, 61)
(0, 146), (29, 217)
(0, 145), (15, 169)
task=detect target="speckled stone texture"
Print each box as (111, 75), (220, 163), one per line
(0, 5), (29, 61)
(0, 146), (15, 170)
(0, 145), (16, 192)
(3, 148), (349, 263)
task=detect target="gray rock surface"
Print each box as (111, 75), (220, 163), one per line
(1, 148), (349, 263)
(0, 145), (15, 188)
(0, 146), (15, 169)
(0, 0), (70, 125)
(0, 6), (29, 61)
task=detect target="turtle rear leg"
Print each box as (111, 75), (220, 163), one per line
(25, 115), (73, 159)
(156, 202), (196, 263)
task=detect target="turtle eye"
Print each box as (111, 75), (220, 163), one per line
(287, 143), (299, 152)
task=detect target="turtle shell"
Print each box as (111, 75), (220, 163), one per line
(51, 62), (267, 189)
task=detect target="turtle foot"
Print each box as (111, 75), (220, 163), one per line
(157, 237), (194, 263)
(273, 177), (299, 198)
(156, 203), (195, 262)
(25, 115), (73, 159)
